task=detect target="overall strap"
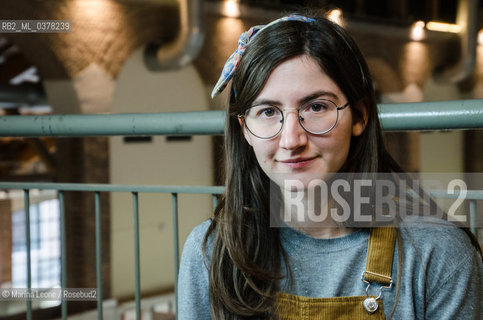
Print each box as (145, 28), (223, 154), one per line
(362, 227), (396, 285)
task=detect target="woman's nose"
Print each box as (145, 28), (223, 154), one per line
(279, 111), (308, 150)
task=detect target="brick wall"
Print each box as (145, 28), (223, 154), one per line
(1, 0), (178, 80)
(55, 137), (110, 313)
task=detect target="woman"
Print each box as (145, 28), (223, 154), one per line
(178, 14), (482, 319)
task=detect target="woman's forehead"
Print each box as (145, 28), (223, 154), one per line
(253, 55), (345, 105)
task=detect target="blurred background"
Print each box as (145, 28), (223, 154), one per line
(0, 0), (482, 319)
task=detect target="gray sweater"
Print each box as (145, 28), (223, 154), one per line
(178, 218), (482, 319)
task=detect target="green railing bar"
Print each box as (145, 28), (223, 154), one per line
(59, 191), (67, 320)
(428, 189), (483, 200)
(469, 200), (477, 235)
(132, 192), (141, 320)
(172, 193), (179, 320)
(0, 182), (225, 195)
(24, 190), (32, 320)
(0, 100), (482, 137)
(95, 192), (103, 320)
(0, 111), (225, 137)
(378, 99), (483, 131)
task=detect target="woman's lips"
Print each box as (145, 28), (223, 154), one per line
(278, 157), (316, 169)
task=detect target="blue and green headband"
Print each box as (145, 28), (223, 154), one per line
(211, 14), (316, 99)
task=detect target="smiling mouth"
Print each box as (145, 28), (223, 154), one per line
(278, 157), (316, 169)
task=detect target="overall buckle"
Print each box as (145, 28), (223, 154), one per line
(361, 272), (393, 314)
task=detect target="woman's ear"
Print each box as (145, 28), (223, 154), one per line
(352, 102), (368, 137)
(238, 116), (253, 146)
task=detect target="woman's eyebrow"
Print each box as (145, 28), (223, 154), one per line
(250, 98), (282, 107)
(251, 90), (340, 107)
(299, 90), (339, 104)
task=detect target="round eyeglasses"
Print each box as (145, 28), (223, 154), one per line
(238, 98), (350, 139)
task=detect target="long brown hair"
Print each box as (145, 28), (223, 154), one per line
(203, 14), (481, 320)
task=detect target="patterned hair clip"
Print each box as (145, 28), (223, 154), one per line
(211, 15), (316, 99)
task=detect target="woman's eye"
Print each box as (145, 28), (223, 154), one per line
(258, 107), (277, 117)
(308, 102), (328, 112)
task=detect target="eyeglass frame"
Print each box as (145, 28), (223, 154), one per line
(237, 98), (350, 139)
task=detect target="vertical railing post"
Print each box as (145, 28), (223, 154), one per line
(469, 199), (477, 236)
(172, 193), (179, 319)
(132, 192), (141, 320)
(24, 189), (32, 320)
(95, 192), (103, 320)
(59, 191), (68, 320)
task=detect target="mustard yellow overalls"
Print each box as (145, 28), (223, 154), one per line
(276, 227), (396, 320)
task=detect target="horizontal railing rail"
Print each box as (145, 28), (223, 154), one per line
(0, 182), (225, 194)
(0, 99), (482, 137)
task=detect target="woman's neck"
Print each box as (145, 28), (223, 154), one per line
(281, 187), (353, 239)
(291, 224), (354, 239)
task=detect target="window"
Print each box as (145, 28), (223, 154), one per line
(11, 198), (61, 288)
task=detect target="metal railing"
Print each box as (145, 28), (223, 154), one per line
(429, 189), (483, 235)
(0, 99), (482, 320)
(0, 183), (224, 320)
